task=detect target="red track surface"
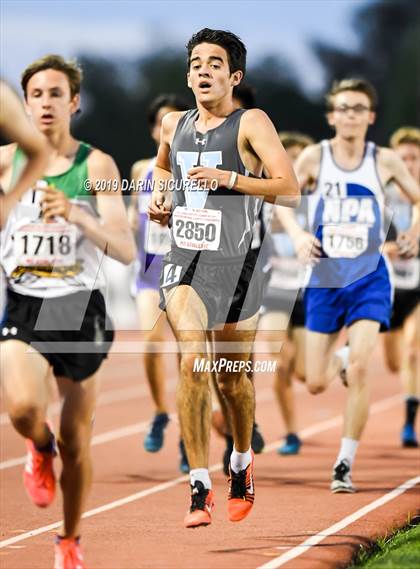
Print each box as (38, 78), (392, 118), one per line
(0, 331), (419, 569)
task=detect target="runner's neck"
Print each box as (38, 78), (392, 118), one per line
(195, 99), (237, 132)
(330, 136), (366, 170)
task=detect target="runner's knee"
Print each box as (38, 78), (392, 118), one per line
(9, 402), (42, 432)
(347, 357), (369, 384)
(180, 352), (208, 383)
(307, 381), (326, 395)
(384, 351), (400, 373)
(216, 370), (246, 398)
(275, 348), (294, 382)
(58, 428), (90, 462)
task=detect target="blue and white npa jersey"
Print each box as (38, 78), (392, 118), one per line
(307, 140), (388, 289)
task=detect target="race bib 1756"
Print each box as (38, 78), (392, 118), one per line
(323, 224), (369, 259)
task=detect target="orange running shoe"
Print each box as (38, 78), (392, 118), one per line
(23, 426), (56, 508)
(184, 481), (214, 528)
(227, 451), (255, 522)
(54, 536), (86, 569)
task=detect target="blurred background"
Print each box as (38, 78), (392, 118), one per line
(1, 0), (418, 330)
(1, 0), (418, 179)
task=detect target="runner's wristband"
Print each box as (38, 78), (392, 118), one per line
(227, 171), (238, 189)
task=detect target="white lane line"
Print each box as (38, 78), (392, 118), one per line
(0, 393), (401, 548)
(0, 380), (179, 426)
(0, 417), (176, 471)
(0, 388), (278, 471)
(257, 475), (420, 569)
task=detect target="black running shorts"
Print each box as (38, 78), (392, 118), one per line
(262, 287), (305, 328)
(1, 289), (114, 381)
(389, 288), (419, 330)
(159, 248), (268, 328)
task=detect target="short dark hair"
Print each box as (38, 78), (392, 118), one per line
(233, 83), (256, 109)
(21, 54), (82, 99)
(186, 28), (247, 75)
(326, 78), (378, 111)
(147, 94), (189, 129)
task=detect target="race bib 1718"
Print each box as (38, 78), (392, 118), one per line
(14, 222), (77, 267)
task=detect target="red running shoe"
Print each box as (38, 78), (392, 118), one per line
(23, 424), (56, 508)
(227, 451), (255, 522)
(184, 481), (214, 528)
(54, 537), (86, 569)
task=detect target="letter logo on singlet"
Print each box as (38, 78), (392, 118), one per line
(176, 151), (222, 208)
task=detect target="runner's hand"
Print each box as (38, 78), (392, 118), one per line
(396, 230), (419, 259)
(293, 231), (322, 265)
(187, 167), (229, 189)
(148, 191), (170, 226)
(382, 241), (400, 261)
(41, 186), (73, 222)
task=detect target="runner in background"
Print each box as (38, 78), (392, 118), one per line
(259, 132), (313, 456)
(0, 55), (136, 568)
(383, 127), (420, 447)
(277, 79), (419, 493)
(129, 94), (190, 471)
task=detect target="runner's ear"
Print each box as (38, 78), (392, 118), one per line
(70, 93), (80, 116)
(231, 71), (243, 88)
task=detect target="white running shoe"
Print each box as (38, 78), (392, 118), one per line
(331, 459), (356, 493)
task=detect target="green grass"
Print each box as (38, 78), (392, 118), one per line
(349, 520), (420, 568)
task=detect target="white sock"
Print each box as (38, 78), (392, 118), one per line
(335, 345), (350, 374)
(190, 468), (211, 490)
(230, 446), (252, 473)
(335, 437), (359, 468)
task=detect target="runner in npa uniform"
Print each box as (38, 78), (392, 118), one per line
(0, 56), (135, 568)
(383, 127), (420, 447)
(277, 78), (419, 493)
(0, 80), (49, 320)
(259, 132), (313, 456)
(128, 94), (190, 472)
(149, 28), (299, 527)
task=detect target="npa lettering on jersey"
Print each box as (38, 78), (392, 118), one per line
(315, 182), (382, 260)
(309, 183), (387, 288)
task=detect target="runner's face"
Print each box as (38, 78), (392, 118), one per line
(327, 91), (375, 140)
(395, 143), (420, 183)
(188, 43), (242, 105)
(25, 69), (79, 133)
(151, 106), (177, 145)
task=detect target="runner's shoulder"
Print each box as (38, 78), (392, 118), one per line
(87, 147), (119, 179)
(240, 108), (272, 129)
(375, 145), (398, 167)
(162, 110), (189, 141)
(297, 143), (321, 171)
